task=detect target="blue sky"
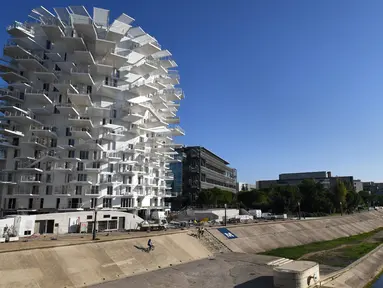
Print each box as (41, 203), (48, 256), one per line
(1, 1), (383, 183)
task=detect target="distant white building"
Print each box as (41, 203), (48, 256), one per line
(0, 211), (143, 236)
(237, 182), (256, 192)
(0, 5), (184, 219)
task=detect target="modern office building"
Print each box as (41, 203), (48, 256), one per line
(257, 171), (354, 191)
(0, 6), (184, 217)
(168, 147), (185, 197)
(174, 146), (237, 202)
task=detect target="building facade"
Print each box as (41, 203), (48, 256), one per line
(0, 6), (184, 217)
(237, 182), (256, 192)
(257, 171), (354, 191)
(176, 146), (237, 202)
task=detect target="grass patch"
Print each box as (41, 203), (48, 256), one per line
(261, 228), (383, 260)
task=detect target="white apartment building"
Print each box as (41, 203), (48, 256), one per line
(0, 6), (184, 218)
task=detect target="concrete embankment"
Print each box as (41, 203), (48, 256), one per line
(320, 244), (383, 288)
(0, 232), (211, 288)
(209, 210), (383, 253)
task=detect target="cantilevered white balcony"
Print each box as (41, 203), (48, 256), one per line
(0, 126), (23, 138)
(67, 89), (93, 107)
(70, 66), (94, 86)
(53, 80), (78, 93)
(72, 15), (97, 41)
(20, 174), (42, 184)
(13, 189), (40, 197)
(15, 56), (47, 72)
(129, 79), (159, 95)
(25, 89), (52, 105)
(54, 186), (71, 197)
(0, 89), (24, 103)
(3, 110), (42, 126)
(72, 50), (95, 65)
(22, 136), (51, 149)
(68, 116), (93, 128)
(0, 72), (29, 84)
(59, 36), (87, 52)
(11, 37), (45, 51)
(41, 20), (65, 41)
(54, 162), (74, 171)
(34, 71), (58, 82)
(70, 176), (93, 185)
(130, 59), (158, 76)
(133, 40), (161, 57)
(55, 103), (79, 116)
(7, 21), (35, 38)
(70, 127), (92, 139)
(29, 125), (57, 138)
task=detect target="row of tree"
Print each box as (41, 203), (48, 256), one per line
(187, 179), (383, 215)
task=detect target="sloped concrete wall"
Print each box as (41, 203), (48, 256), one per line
(0, 232), (211, 288)
(209, 211), (383, 253)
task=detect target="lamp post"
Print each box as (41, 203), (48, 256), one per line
(92, 207), (98, 240)
(224, 203), (227, 226)
(297, 201), (301, 220)
(340, 202), (343, 216)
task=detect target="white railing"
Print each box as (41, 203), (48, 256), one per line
(30, 125), (57, 133)
(108, 152), (121, 158)
(7, 21), (35, 35)
(99, 176), (122, 183)
(0, 89), (24, 100)
(70, 127), (92, 133)
(29, 136), (49, 146)
(20, 175), (40, 182)
(25, 88), (48, 95)
(4, 110), (35, 118)
(72, 176), (93, 183)
(15, 189), (39, 195)
(173, 125), (185, 134)
(55, 162), (73, 170)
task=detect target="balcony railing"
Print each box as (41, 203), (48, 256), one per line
(7, 21), (35, 35)
(3, 110), (36, 119)
(20, 175), (41, 182)
(0, 89), (24, 100)
(30, 125), (57, 134)
(28, 136), (50, 147)
(99, 177), (122, 184)
(55, 162), (73, 170)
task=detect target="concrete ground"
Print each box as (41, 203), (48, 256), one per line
(90, 253), (340, 288)
(0, 230), (185, 253)
(90, 253), (277, 288)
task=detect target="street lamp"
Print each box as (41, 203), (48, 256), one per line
(297, 201), (301, 220)
(224, 203), (227, 226)
(92, 207), (98, 240)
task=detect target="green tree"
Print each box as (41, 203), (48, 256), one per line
(346, 190), (362, 212)
(334, 180), (348, 211)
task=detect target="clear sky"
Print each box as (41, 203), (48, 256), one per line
(1, 1), (383, 183)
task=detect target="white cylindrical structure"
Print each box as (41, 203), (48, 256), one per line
(273, 261), (320, 288)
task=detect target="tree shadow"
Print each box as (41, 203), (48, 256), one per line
(234, 276), (273, 288)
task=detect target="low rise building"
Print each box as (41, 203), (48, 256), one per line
(237, 182), (256, 192)
(257, 171), (354, 191)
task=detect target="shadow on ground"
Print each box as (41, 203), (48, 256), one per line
(235, 276), (273, 288)
(134, 245), (147, 252)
